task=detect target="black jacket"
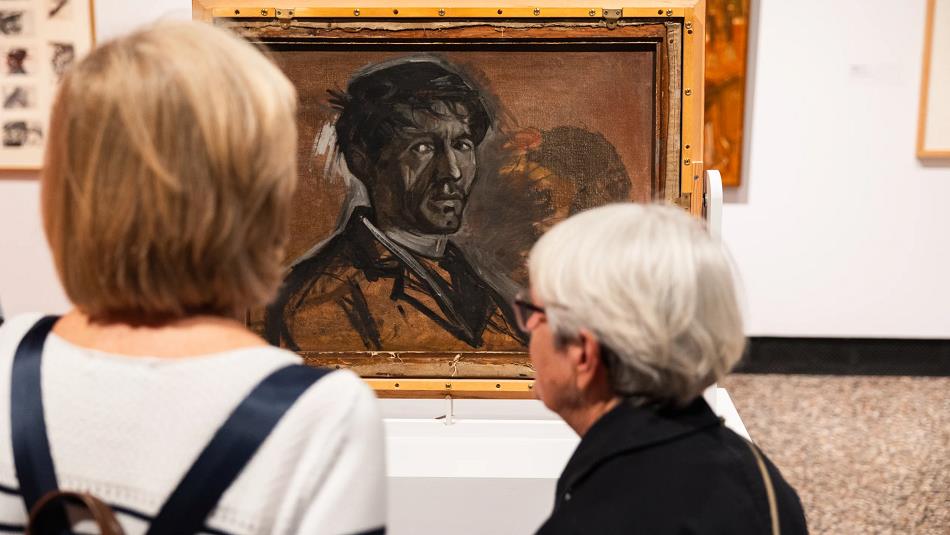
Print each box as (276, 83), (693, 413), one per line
(537, 398), (808, 534)
(264, 208), (525, 351)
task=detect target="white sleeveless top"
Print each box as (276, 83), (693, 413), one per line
(0, 313), (386, 535)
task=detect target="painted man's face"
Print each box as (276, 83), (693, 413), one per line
(372, 100), (478, 235)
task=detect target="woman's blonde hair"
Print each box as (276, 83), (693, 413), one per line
(528, 203), (745, 406)
(42, 21), (298, 321)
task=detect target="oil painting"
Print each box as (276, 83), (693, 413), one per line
(258, 47), (665, 363)
(704, 0), (750, 187)
(244, 34), (676, 377)
(200, 9), (696, 380)
(266, 57), (531, 353)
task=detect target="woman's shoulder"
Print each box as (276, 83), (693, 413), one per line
(284, 366), (381, 432)
(0, 312), (47, 336)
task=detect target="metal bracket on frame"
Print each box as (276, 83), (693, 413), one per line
(602, 8), (622, 29)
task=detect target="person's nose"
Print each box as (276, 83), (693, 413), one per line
(435, 145), (462, 181)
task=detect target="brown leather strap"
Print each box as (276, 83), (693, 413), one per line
(28, 490), (125, 535)
(745, 439), (780, 535)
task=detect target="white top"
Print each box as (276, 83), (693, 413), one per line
(0, 313), (387, 535)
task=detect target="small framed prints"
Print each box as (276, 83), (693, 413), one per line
(0, 0), (93, 170)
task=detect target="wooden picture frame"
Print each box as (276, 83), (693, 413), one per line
(0, 0), (95, 171)
(918, 0), (950, 158)
(194, 1), (707, 397)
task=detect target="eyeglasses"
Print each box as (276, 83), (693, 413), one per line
(511, 291), (547, 334)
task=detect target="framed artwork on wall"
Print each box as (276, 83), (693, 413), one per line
(194, 1), (707, 397)
(918, 0), (950, 158)
(704, 0), (749, 187)
(0, 0), (95, 170)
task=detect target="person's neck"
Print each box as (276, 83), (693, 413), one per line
(563, 395), (623, 437)
(51, 308), (267, 358)
(382, 226), (448, 258)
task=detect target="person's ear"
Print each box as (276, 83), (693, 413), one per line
(572, 328), (603, 391)
(344, 145), (373, 183)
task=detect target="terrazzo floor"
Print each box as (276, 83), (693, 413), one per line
(720, 375), (949, 535)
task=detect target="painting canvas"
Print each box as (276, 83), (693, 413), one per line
(265, 47), (659, 346)
(704, 0), (750, 187)
(0, 0), (93, 170)
(233, 20), (683, 379)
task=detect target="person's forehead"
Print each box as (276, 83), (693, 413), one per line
(392, 102), (472, 134)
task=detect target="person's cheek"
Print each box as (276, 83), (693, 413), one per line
(404, 156), (433, 195)
(528, 334), (548, 402)
(399, 162), (415, 192)
(459, 153), (477, 192)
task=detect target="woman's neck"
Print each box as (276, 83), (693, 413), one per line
(564, 395), (623, 437)
(52, 308), (267, 358)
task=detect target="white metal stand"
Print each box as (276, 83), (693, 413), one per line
(702, 169), (725, 411)
(705, 169), (724, 239)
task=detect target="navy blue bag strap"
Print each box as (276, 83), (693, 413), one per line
(10, 315), (66, 522)
(147, 363), (330, 535)
(11, 315), (61, 507)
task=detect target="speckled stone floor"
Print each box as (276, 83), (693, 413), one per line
(720, 375), (950, 535)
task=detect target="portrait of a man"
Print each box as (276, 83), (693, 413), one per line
(250, 43), (662, 374)
(265, 57), (527, 351)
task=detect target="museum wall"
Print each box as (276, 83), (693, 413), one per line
(1, 0), (948, 339)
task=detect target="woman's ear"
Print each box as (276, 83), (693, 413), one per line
(573, 328), (604, 390)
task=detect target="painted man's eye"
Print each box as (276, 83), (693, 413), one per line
(411, 142), (435, 154)
(454, 139), (474, 151)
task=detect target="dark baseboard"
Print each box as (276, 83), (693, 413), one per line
(734, 337), (950, 376)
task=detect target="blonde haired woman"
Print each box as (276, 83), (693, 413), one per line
(0, 22), (385, 534)
(519, 204), (807, 534)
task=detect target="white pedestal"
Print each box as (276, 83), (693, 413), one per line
(381, 388), (748, 535)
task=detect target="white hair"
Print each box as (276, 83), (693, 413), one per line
(528, 203), (745, 405)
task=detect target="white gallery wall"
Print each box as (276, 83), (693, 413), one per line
(1, 0), (949, 338)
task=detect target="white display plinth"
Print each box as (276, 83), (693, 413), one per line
(382, 388), (748, 535)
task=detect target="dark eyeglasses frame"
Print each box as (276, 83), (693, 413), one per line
(511, 292), (549, 334)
